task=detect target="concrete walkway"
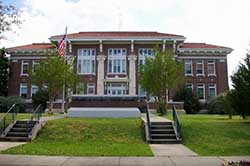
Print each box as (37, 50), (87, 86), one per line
(150, 144), (198, 157)
(0, 142), (26, 151)
(0, 155), (249, 166)
(141, 113), (172, 123)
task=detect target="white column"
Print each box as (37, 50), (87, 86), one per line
(97, 55), (106, 95)
(128, 55), (137, 95)
(162, 40), (166, 52)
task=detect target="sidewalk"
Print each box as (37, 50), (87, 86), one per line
(0, 155), (249, 166)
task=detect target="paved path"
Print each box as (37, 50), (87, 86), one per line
(40, 114), (66, 122)
(0, 142), (26, 151)
(150, 144), (198, 157)
(0, 155), (249, 166)
(141, 113), (172, 123)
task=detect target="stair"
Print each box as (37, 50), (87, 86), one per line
(1, 120), (38, 142)
(149, 121), (181, 144)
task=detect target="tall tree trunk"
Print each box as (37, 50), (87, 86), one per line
(49, 99), (53, 114)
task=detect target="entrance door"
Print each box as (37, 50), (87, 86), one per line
(107, 83), (127, 95)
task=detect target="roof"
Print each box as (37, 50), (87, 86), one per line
(7, 43), (55, 52)
(179, 43), (233, 53)
(50, 31), (185, 41)
(180, 43), (230, 49)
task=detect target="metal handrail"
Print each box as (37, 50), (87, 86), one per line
(27, 104), (42, 136)
(145, 101), (151, 140)
(0, 104), (17, 135)
(172, 105), (181, 139)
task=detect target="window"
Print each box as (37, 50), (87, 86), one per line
(207, 60), (216, 76)
(87, 83), (95, 94)
(108, 48), (126, 74)
(20, 83), (28, 98)
(21, 61), (29, 75)
(76, 83), (85, 94)
(185, 83), (193, 92)
(32, 61), (39, 73)
(197, 84), (205, 100)
(107, 83), (127, 95)
(77, 49), (96, 74)
(31, 85), (38, 97)
(208, 84), (217, 98)
(196, 60), (204, 75)
(184, 60), (193, 76)
(138, 48), (154, 65)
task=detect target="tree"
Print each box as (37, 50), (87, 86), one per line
(0, 1), (22, 40)
(230, 49), (250, 119)
(32, 89), (49, 112)
(0, 48), (9, 96)
(30, 54), (79, 113)
(139, 49), (184, 115)
(173, 86), (201, 114)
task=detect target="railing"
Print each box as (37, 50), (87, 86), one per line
(145, 101), (151, 140)
(0, 104), (17, 135)
(172, 105), (181, 139)
(27, 104), (42, 136)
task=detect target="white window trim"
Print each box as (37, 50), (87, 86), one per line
(196, 60), (205, 76)
(31, 85), (39, 97)
(20, 83), (28, 98)
(197, 84), (205, 100)
(184, 60), (193, 76)
(208, 84), (217, 97)
(87, 83), (95, 94)
(77, 48), (96, 75)
(32, 60), (39, 73)
(108, 48), (127, 74)
(207, 60), (216, 76)
(186, 83), (193, 91)
(138, 48), (154, 66)
(21, 60), (29, 76)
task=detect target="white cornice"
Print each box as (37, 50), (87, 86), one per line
(178, 47), (233, 54)
(178, 56), (227, 60)
(10, 56), (49, 60)
(49, 37), (186, 42)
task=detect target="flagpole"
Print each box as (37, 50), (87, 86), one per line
(62, 26), (67, 113)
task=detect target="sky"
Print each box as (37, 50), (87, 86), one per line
(1, 0), (250, 87)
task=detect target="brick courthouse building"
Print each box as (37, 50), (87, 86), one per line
(6, 31), (233, 107)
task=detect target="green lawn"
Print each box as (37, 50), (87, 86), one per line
(164, 114), (250, 156)
(0, 113), (57, 120)
(1, 118), (153, 156)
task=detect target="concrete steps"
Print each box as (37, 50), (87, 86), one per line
(1, 120), (38, 142)
(149, 121), (181, 144)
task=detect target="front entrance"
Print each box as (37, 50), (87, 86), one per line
(107, 83), (127, 95)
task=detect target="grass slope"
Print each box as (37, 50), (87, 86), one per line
(165, 114), (250, 156)
(0, 113), (57, 120)
(2, 118), (153, 156)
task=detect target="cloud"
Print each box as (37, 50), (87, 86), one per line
(1, 0), (250, 86)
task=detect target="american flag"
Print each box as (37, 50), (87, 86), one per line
(58, 27), (67, 57)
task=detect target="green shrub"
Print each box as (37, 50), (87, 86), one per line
(208, 92), (235, 119)
(0, 96), (25, 113)
(173, 87), (201, 114)
(32, 89), (49, 111)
